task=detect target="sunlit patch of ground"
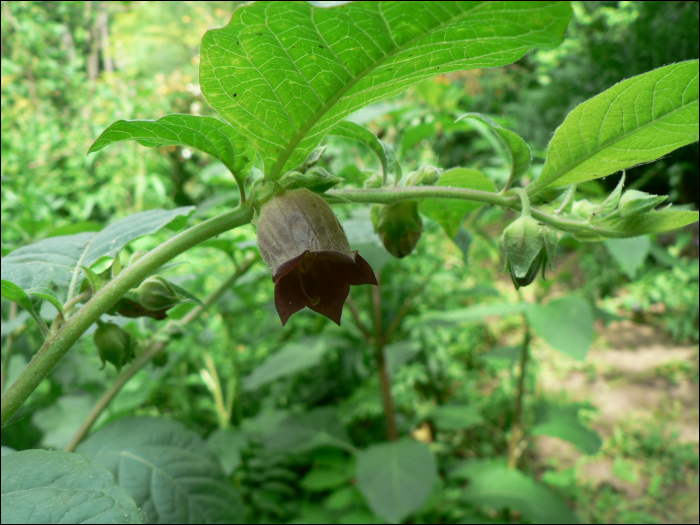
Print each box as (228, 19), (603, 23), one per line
(530, 319), (699, 524)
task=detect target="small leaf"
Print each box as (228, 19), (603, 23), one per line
(456, 113), (531, 184)
(356, 439), (437, 523)
(89, 115), (256, 187)
(592, 172), (625, 219)
(536, 60), (699, 190)
(617, 189), (668, 217)
(526, 296), (594, 361)
(420, 168), (495, 238)
(603, 236), (651, 278)
(1, 449), (142, 524)
(331, 121), (401, 184)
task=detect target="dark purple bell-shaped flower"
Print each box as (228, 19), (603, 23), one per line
(257, 189), (377, 325)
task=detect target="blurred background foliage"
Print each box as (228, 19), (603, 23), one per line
(1, 2), (698, 524)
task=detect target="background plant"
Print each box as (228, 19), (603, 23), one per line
(2, 2), (698, 524)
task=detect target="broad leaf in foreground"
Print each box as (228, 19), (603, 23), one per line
(1, 449), (142, 524)
(355, 439), (437, 523)
(200, 1), (571, 177)
(1, 207), (194, 304)
(76, 417), (244, 524)
(533, 60), (699, 191)
(88, 115), (256, 188)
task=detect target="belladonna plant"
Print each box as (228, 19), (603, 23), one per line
(256, 188), (377, 325)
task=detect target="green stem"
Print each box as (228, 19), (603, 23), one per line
(2, 204), (254, 427)
(325, 186), (622, 237)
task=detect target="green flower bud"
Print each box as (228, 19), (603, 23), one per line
(404, 165), (441, 187)
(136, 276), (180, 311)
(257, 188), (377, 325)
(94, 322), (132, 372)
(499, 216), (557, 289)
(618, 189), (667, 217)
(371, 200), (423, 258)
(278, 166), (343, 192)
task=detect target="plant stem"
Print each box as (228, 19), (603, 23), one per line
(202, 349), (228, 429)
(371, 278), (399, 442)
(325, 186), (617, 237)
(2, 204), (254, 428)
(64, 254), (257, 451)
(508, 315), (531, 469)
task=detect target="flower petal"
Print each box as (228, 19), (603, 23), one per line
(274, 268), (309, 326)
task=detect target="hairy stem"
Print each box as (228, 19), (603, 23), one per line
(64, 254), (257, 451)
(325, 186), (618, 237)
(512, 187), (530, 217)
(2, 204), (254, 427)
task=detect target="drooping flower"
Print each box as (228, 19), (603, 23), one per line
(256, 189), (377, 325)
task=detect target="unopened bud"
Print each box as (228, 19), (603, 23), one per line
(371, 201), (423, 258)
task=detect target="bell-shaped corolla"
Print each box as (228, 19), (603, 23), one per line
(257, 189), (377, 326)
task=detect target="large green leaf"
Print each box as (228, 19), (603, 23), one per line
(429, 404), (484, 431)
(89, 115), (256, 185)
(76, 417), (244, 524)
(355, 439), (437, 523)
(1, 449), (142, 524)
(1, 208), (194, 303)
(535, 60), (699, 190)
(420, 168), (496, 237)
(453, 459), (579, 524)
(526, 296), (594, 361)
(200, 1), (571, 178)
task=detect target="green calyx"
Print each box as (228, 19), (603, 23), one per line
(136, 276), (182, 311)
(404, 165), (441, 187)
(371, 200), (423, 258)
(94, 321), (134, 373)
(499, 189), (557, 289)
